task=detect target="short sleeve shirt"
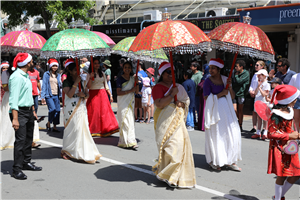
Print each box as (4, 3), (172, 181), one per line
(152, 84), (170, 101)
(105, 69), (111, 76)
(141, 86), (152, 103)
(28, 69), (40, 96)
(255, 81), (270, 102)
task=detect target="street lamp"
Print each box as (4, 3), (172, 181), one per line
(24, 19), (30, 30)
(84, 23), (91, 31)
(70, 17), (76, 29)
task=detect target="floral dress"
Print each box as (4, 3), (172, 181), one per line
(267, 109), (300, 177)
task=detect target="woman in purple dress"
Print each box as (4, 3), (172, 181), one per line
(203, 58), (242, 171)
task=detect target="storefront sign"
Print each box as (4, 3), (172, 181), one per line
(239, 4), (300, 25)
(185, 16), (240, 31)
(92, 15), (240, 37)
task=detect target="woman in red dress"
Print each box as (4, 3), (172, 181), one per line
(86, 58), (119, 137)
(267, 85), (300, 200)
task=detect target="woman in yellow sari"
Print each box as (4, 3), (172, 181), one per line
(152, 62), (196, 188)
(116, 61), (139, 149)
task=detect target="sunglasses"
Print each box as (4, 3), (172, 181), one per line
(165, 69), (172, 75)
(255, 64), (260, 66)
(277, 65), (283, 67)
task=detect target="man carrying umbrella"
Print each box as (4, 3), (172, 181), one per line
(9, 53), (42, 180)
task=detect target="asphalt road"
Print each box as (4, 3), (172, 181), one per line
(1, 103), (300, 200)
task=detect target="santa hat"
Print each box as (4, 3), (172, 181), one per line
(158, 62), (174, 75)
(13, 53), (32, 70)
(209, 58), (224, 68)
(271, 85), (300, 105)
(0, 61), (9, 70)
(47, 58), (59, 69)
(64, 58), (74, 68)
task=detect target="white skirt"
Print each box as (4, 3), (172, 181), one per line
(205, 96), (242, 167)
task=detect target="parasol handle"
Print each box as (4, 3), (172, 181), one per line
(134, 60), (140, 87)
(226, 52), (238, 89)
(75, 58), (82, 92)
(169, 51), (177, 102)
(90, 56), (94, 81)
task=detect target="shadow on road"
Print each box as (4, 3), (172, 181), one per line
(94, 164), (176, 190)
(212, 189), (259, 200)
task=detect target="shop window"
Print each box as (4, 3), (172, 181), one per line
(106, 19), (113, 24)
(188, 13), (198, 18)
(198, 13), (205, 17)
(121, 18), (128, 23)
(137, 17), (143, 22)
(129, 18), (136, 23)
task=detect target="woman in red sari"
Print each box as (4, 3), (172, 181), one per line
(267, 85), (300, 200)
(86, 58), (119, 137)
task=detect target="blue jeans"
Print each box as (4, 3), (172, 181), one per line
(193, 95), (200, 123)
(186, 107), (194, 127)
(45, 95), (60, 125)
(33, 95), (38, 113)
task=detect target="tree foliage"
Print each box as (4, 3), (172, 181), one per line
(1, 1), (100, 38)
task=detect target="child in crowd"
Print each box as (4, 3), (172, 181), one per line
(146, 67), (155, 123)
(182, 69), (195, 131)
(267, 85), (300, 200)
(140, 77), (152, 124)
(266, 77), (282, 102)
(251, 69), (270, 140)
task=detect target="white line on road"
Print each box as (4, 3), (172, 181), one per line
(39, 139), (243, 200)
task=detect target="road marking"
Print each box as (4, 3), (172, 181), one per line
(39, 139), (243, 200)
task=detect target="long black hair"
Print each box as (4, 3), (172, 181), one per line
(88, 58), (103, 78)
(65, 63), (77, 86)
(123, 61), (134, 76)
(272, 104), (290, 112)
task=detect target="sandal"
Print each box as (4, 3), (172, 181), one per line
(61, 152), (70, 160)
(208, 162), (221, 171)
(132, 145), (139, 150)
(226, 164), (242, 172)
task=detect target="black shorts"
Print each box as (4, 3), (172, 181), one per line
(232, 96), (245, 105)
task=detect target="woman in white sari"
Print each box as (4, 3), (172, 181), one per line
(116, 61), (139, 149)
(204, 58), (242, 171)
(152, 62), (196, 188)
(1, 65), (15, 150)
(61, 62), (101, 163)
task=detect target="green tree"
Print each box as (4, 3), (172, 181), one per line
(1, 1), (99, 38)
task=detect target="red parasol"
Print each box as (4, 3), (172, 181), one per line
(254, 101), (271, 121)
(207, 12), (275, 89)
(129, 14), (211, 101)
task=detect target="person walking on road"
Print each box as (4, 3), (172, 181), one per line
(204, 58), (242, 171)
(152, 62), (196, 188)
(116, 61), (139, 150)
(1, 62), (15, 150)
(267, 85), (300, 200)
(61, 62), (101, 163)
(41, 59), (61, 132)
(86, 58), (119, 137)
(9, 53), (42, 180)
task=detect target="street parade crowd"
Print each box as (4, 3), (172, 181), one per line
(1, 52), (300, 200)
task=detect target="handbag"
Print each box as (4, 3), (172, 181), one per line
(283, 140), (299, 155)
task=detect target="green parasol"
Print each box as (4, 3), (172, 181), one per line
(40, 28), (110, 59)
(111, 36), (168, 63)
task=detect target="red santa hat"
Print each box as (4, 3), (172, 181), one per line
(64, 58), (75, 68)
(0, 61), (9, 70)
(271, 85), (300, 105)
(158, 62), (174, 76)
(13, 53), (32, 70)
(47, 58), (59, 69)
(209, 58), (224, 68)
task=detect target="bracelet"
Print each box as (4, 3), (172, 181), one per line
(72, 85), (77, 88)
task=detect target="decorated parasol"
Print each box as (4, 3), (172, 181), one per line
(129, 9), (211, 100)
(40, 28), (110, 59)
(1, 30), (46, 55)
(111, 36), (168, 63)
(92, 31), (116, 48)
(207, 12), (275, 89)
(41, 28), (110, 91)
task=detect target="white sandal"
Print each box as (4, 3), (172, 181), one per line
(208, 162), (221, 171)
